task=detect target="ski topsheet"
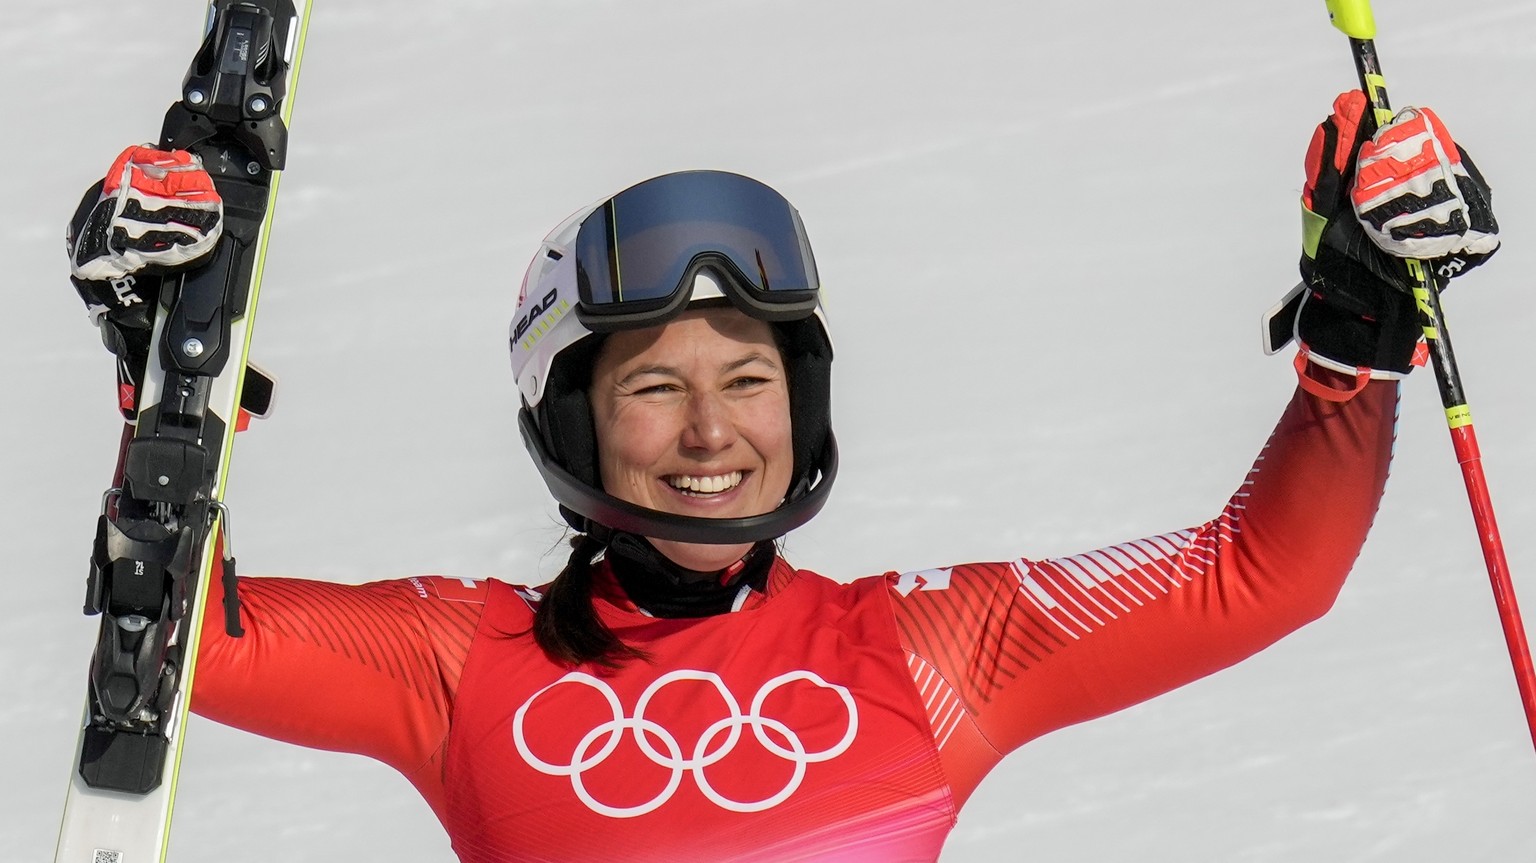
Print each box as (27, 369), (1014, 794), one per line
(54, 2), (312, 860)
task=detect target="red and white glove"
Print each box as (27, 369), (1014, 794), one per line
(1278, 91), (1500, 402)
(1351, 106), (1500, 264)
(67, 145), (223, 282)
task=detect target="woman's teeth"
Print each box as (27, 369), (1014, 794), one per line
(667, 471), (744, 495)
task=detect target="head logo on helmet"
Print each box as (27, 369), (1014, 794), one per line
(509, 170), (837, 545)
(512, 288), (569, 347)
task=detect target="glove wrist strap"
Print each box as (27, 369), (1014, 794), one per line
(1294, 347), (1372, 402)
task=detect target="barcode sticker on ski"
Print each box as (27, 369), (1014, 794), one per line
(93, 851), (123, 863)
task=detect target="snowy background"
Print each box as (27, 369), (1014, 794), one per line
(5, 0), (1536, 860)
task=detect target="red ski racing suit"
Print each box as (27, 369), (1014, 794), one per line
(194, 381), (1398, 862)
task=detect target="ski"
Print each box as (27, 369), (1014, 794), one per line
(54, 1), (312, 860)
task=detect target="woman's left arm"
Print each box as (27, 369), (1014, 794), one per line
(887, 90), (1501, 803)
(889, 378), (1397, 801)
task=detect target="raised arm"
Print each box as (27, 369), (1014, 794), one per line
(888, 89), (1500, 804)
(890, 379), (1395, 802)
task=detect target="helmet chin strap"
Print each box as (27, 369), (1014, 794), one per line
(527, 406), (839, 546)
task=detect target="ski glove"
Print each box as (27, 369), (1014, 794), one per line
(1352, 105), (1499, 264)
(68, 145), (223, 283)
(66, 145), (224, 417)
(1290, 90), (1498, 399)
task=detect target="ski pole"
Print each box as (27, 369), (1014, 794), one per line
(1324, 0), (1536, 754)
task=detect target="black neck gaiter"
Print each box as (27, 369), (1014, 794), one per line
(606, 533), (776, 618)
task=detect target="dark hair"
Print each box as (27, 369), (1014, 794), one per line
(532, 533), (650, 668)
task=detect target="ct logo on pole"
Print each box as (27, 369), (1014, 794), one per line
(512, 669), (858, 818)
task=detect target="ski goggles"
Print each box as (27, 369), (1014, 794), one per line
(571, 170), (821, 332)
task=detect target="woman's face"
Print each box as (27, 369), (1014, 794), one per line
(589, 306), (794, 573)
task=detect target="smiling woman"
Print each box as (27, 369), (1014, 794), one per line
(511, 170), (837, 560)
(64, 90), (1503, 860)
(588, 308), (795, 571)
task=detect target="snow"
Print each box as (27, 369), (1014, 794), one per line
(4, 0), (1535, 860)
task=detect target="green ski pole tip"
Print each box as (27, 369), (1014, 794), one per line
(1326, 0), (1377, 39)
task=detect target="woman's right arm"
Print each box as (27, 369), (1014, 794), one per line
(192, 574), (487, 813)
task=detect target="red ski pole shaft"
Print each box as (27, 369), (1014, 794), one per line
(1325, 0), (1536, 754)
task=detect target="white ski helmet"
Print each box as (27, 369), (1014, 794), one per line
(510, 170), (836, 544)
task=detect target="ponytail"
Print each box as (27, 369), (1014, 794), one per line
(532, 533), (649, 668)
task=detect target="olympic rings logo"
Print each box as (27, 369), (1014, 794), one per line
(512, 669), (858, 818)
